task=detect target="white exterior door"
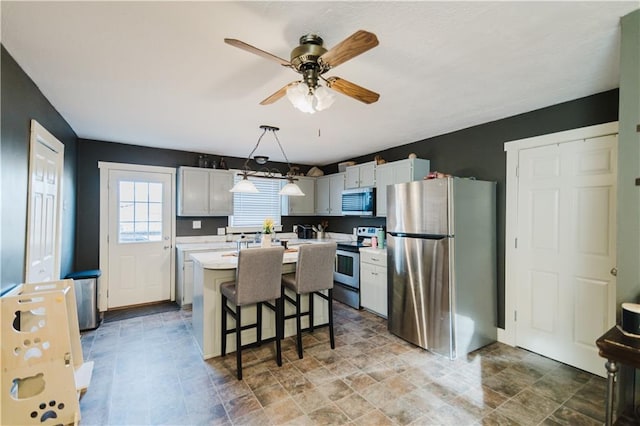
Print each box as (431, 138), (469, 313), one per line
(515, 134), (617, 375)
(106, 169), (173, 308)
(25, 120), (64, 283)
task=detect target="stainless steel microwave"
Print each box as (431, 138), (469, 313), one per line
(341, 187), (375, 216)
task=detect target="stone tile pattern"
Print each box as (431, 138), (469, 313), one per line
(79, 303), (614, 425)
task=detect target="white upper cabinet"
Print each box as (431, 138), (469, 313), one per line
(345, 161), (376, 188)
(282, 176), (316, 216)
(375, 158), (430, 217)
(178, 166), (233, 216)
(315, 172), (345, 216)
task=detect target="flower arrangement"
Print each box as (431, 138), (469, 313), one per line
(263, 217), (275, 234)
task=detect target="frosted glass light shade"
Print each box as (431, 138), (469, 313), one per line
(279, 182), (305, 196)
(229, 177), (258, 193)
(286, 82), (335, 114)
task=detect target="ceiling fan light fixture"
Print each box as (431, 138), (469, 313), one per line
(286, 82), (335, 113)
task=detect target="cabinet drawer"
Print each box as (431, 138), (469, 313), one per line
(360, 250), (387, 267)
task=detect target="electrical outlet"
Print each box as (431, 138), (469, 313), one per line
(293, 225), (298, 233)
(217, 227), (226, 236)
(192, 220), (201, 229)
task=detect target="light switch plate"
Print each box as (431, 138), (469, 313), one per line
(217, 227), (226, 235)
(192, 220), (201, 229)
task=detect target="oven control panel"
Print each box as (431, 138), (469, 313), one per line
(357, 227), (383, 237)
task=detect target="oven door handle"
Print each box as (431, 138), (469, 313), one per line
(335, 254), (338, 270)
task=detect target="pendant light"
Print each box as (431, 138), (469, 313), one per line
(229, 125), (305, 196)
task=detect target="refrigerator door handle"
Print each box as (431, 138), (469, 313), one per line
(388, 232), (449, 240)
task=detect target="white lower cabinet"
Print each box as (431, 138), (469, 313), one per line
(360, 248), (387, 318)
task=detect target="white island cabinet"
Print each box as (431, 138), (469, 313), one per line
(177, 166), (233, 216)
(190, 250), (328, 359)
(360, 247), (388, 318)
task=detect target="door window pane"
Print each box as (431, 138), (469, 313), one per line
(118, 180), (164, 243)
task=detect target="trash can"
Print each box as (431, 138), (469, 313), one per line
(65, 269), (101, 331)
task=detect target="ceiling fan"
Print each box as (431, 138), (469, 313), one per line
(224, 30), (380, 112)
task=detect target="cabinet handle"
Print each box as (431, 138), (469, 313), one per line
(371, 257), (379, 261)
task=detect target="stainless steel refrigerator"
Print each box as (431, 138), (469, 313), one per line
(387, 178), (497, 359)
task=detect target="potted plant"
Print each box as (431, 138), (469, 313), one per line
(262, 218), (274, 247)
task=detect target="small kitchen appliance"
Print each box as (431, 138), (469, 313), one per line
(296, 225), (314, 239)
(341, 187), (375, 216)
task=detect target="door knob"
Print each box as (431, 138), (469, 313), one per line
(610, 267), (617, 276)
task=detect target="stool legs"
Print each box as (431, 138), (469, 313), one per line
(328, 289), (335, 350)
(295, 293), (303, 359)
(221, 295), (228, 356)
(236, 306), (242, 380)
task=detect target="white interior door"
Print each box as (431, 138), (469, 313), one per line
(25, 120), (64, 283)
(515, 134), (617, 375)
(107, 169), (172, 308)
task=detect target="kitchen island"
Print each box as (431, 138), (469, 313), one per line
(190, 248), (329, 359)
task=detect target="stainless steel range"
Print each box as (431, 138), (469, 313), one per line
(333, 227), (382, 309)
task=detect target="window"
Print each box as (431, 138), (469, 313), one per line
(118, 181), (163, 242)
(228, 173), (282, 229)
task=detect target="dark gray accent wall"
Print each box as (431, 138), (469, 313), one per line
(1, 45), (78, 292)
(75, 138), (312, 270)
(324, 89), (620, 329)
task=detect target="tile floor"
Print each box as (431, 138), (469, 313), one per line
(79, 302), (615, 425)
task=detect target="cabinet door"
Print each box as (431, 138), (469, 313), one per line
(328, 173), (345, 216)
(315, 176), (331, 215)
(361, 262), (387, 317)
(359, 163), (376, 187)
(375, 164), (394, 217)
(345, 167), (361, 189)
(183, 260), (194, 305)
(360, 262), (377, 311)
(284, 176), (315, 215)
(178, 168), (209, 216)
(209, 170), (233, 215)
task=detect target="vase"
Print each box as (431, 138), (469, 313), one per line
(261, 234), (272, 248)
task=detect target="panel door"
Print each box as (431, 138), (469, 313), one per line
(25, 121), (64, 283)
(108, 170), (173, 308)
(516, 135), (617, 375)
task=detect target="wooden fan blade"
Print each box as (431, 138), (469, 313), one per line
(260, 82), (297, 105)
(320, 30), (379, 69)
(224, 38), (291, 67)
(326, 77), (380, 104)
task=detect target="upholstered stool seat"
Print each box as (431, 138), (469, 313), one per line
(281, 242), (337, 359)
(221, 246), (285, 380)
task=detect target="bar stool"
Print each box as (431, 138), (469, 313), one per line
(281, 242), (337, 359)
(220, 246), (285, 380)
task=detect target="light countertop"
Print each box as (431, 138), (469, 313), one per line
(190, 248), (300, 270)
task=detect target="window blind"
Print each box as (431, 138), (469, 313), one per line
(229, 173), (282, 227)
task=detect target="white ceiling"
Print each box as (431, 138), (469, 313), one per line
(1, 1), (637, 166)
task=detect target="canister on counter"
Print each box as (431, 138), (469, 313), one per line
(376, 229), (385, 248)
